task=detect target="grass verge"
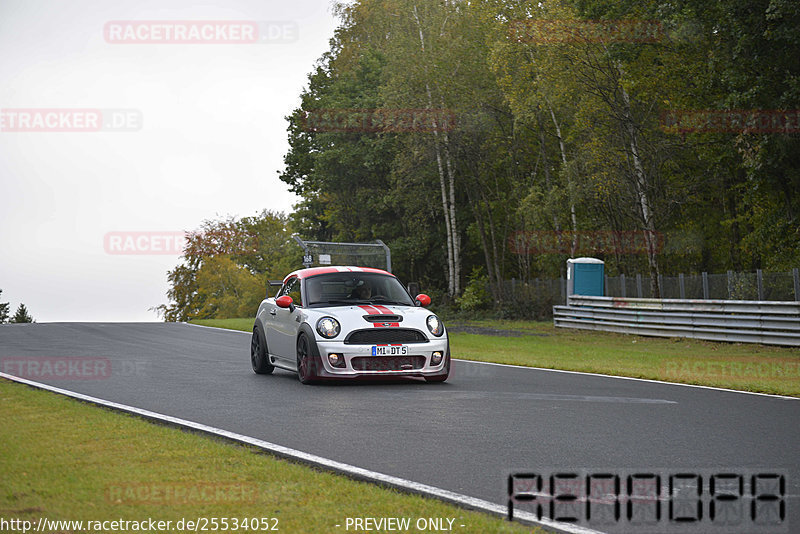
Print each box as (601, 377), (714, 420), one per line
(191, 318), (254, 333)
(193, 318), (800, 397)
(0, 379), (539, 533)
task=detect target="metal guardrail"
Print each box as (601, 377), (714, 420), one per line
(568, 295), (800, 314)
(554, 296), (800, 346)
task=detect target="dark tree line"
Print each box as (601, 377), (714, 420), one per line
(160, 0), (799, 319)
(280, 0), (799, 304)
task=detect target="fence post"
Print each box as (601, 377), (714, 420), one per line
(794, 268), (800, 302)
(604, 274), (609, 297)
(679, 273), (685, 299)
(636, 274), (642, 298)
(756, 269), (764, 300)
(727, 270), (733, 299)
(620, 274), (626, 297)
(658, 274), (664, 298)
(702, 272), (709, 299)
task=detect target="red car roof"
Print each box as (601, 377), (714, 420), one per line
(283, 266), (393, 283)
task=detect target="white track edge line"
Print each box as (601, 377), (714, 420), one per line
(0, 372), (603, 534)
(181, 322), (798, 401)
(458, 360), (799, 400)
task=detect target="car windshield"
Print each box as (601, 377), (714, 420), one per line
(305, 272), (415, 308)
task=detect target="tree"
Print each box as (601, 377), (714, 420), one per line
(194, 256), (264, 319)
(368, 0), (465, 296)
(10, 303), (33, 323)
(0, 289), (9, 324)
(490, 0), (720, 293)
(280, 18), (450, 291)
(274, 0), (798, 314)
(157, 210), (300, 321)
(690, 0), (800, 270)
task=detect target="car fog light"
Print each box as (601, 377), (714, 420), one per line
(431, 351), (443, 365)
(328, 353), (345, 368)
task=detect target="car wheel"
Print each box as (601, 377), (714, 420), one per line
(296, 334), (317, 384)
(425, 353), (450, 383)
(251, 326), (274, 375)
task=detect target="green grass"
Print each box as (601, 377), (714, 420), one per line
(193, 318), (800, 397)
(449, 320), (800, 397)
(0, 379), (539, 533)
(192, 317), (255, 333)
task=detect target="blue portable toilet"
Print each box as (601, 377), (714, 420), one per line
(567, 257), (604, 297)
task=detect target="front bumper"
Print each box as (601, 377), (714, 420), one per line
(314, 337), (449, 378)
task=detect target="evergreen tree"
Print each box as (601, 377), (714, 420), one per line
(10, 303), (33, 323)
(0, 290), (9, 324)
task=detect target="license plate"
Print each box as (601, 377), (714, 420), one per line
(371, 345), (408, 356)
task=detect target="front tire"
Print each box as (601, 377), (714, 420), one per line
(296, 334), (318, 384)
(251, 326), (274, 375)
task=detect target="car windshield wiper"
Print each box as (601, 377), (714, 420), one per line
(369, 298), (411, 306)
(313, 299), (372, 306)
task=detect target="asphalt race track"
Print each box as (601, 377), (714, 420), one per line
(2, 323), (799, 532)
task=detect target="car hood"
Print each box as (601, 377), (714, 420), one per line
(308, 303), (440, 333)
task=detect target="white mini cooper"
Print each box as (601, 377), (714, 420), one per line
(250, 266), (449, 384)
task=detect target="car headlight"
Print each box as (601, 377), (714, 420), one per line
(316, 317), (340, 338)
(426, 315), (443, 337)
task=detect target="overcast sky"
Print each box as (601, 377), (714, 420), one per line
(0, 0), (341, 322)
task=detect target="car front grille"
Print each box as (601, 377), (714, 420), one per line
(363, 314), (402, 323)
(351, 355), (426, 371)
(344, 328), (428, 344)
